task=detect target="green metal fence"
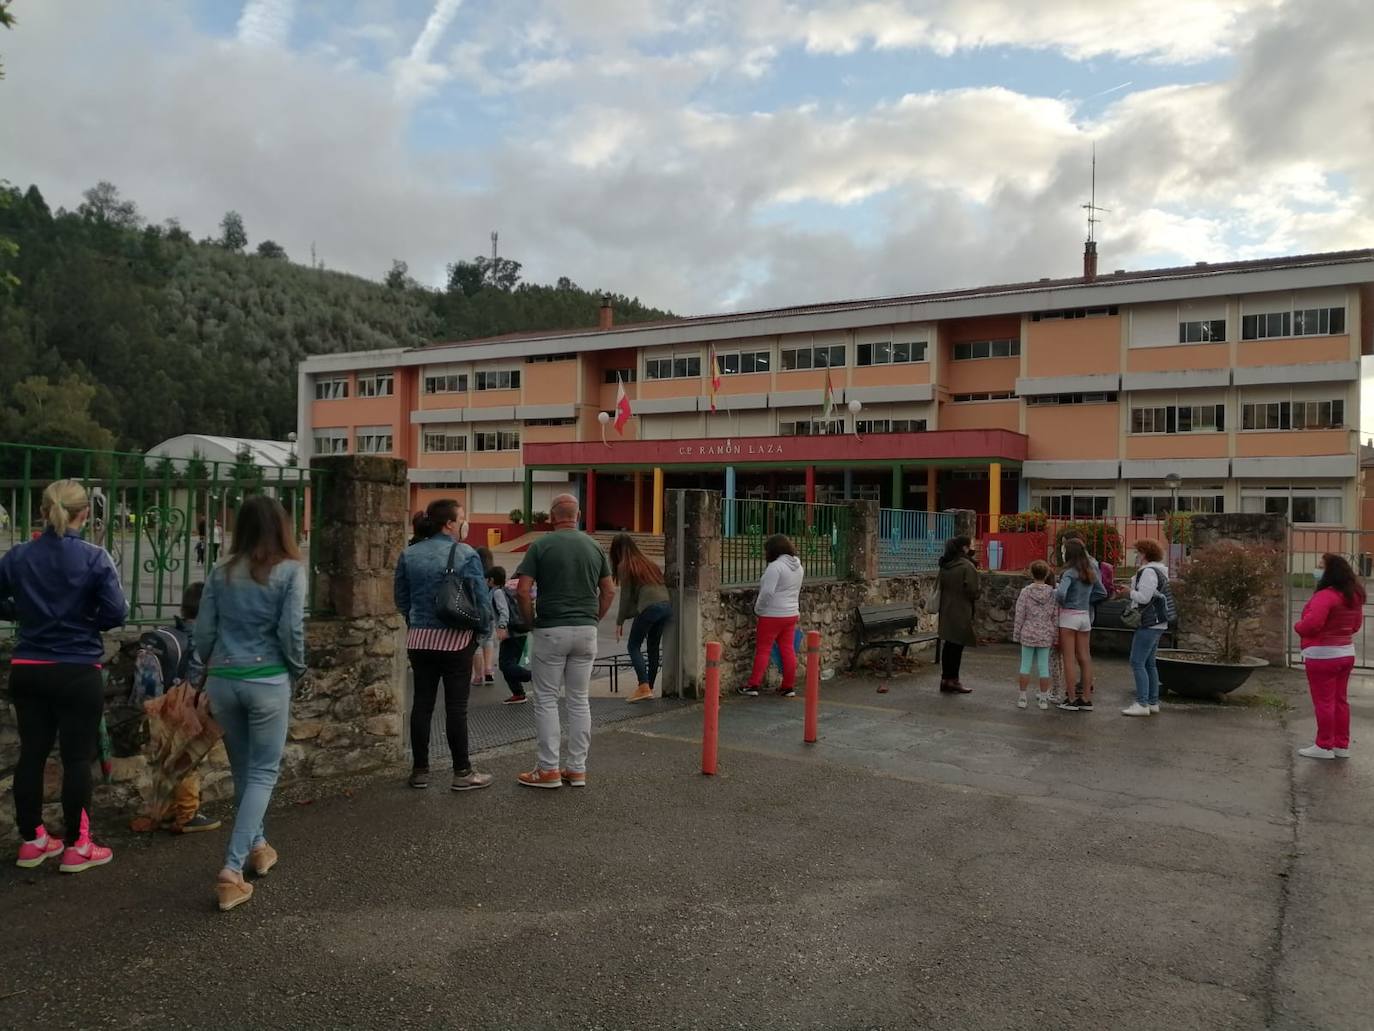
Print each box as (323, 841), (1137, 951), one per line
(720, 497), (851, 587)
(0, 442), (326, 635)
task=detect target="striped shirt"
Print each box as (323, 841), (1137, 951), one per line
(406, 626), (473, 652)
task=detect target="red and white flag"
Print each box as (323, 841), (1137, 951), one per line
(614, 373), (632, 434)
(708, 346), (721, 413)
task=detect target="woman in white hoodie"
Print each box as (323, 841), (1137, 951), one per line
(738, 534), (805, 698)
(1114, 537), (1172, 717)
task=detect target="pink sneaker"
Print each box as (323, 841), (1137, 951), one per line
(15, 827), (64, 869)
(58, 839), (113, 874)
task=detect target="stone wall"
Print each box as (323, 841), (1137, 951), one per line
(0, 456), (409, 846)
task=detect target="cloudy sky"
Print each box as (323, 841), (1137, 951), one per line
(3, 0), (1373, 315)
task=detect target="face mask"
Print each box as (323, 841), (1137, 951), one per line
(1313, 568), (1324, 583)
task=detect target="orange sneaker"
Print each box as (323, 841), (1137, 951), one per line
(560, 770), (587, 788)
(626, 683), (653, 703)
(517, 768), (563, 789)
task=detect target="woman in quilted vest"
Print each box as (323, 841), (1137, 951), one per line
(1293, 553), (1364, 759)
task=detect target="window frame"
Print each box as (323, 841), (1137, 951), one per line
(422, 372), (468, 395)
(780, 344), (846, 371)
(355, 373), (394, 399)
(314, 377), (349, 401)
(474, 369), (521, 392)
(1177, 319), (1227, 344)
(473, 429), (522, 452)
(422, 430), (469, 454)
(311, 428), (349, 455)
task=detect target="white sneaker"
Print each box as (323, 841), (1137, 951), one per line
(1148, 703), (1161, 714)
(1037, 693), (1049, 710)
(1016, 694), (1028, 709)
(1334, 748), (1351, 758)
(1121, 703), (1152, 717)
(1298, 745), (1336, 760)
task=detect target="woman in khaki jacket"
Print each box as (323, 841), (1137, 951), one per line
(936, 536), (981, 693)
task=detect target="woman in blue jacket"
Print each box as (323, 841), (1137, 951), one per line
(394, 498), (493, 792)
(0, 480), (127, 873)
(1055, 538), (1107, 711)
(194, 495), (306, 912)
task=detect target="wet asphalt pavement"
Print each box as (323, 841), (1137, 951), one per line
(1, 647), (1371, 1030)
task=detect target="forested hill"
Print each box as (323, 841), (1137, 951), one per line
(0, 181), (674, 451)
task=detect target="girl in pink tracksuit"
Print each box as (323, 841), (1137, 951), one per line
(1293, 553), (1364, 759)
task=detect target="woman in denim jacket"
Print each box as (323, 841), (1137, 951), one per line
(194, 495), (306, 912)
(394, 498), (493, 792)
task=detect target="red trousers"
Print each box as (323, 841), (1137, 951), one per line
(749, 616), (799, 691)
(1305, 656), (1353, 750)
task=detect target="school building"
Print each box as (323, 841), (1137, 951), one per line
(297, 248), (1374, 538)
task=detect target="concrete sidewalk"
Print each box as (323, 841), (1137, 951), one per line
(1, 647), (1370, 1030)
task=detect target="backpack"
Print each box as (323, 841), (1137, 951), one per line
(1098, 560), (1115, 596)
(130, 623), (193, 704)
(502, 585), (532, 635)
(1136, 566), (1177, 626)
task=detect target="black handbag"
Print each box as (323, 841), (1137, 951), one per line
(435, 542), (485, 632)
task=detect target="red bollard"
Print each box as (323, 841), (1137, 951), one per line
(702, 641), (721, 775)
(803, 630), (821, 744)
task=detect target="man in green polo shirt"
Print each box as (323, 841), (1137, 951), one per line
(514, 494), (614, 789)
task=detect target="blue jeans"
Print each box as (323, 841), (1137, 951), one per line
(1129, 628), (1165, 706)
(206, 674), (291, 873)
(627, 602), (672, 688)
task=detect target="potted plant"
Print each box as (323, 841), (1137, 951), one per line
(508, 508), (525, 526)
(531, 510), (550, 529)
(1157, 540), (1276, 698)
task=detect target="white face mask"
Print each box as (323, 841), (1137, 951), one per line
(1313, 568), (1324, 583)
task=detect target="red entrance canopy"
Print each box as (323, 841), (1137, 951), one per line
(524, 428), (1027, 470)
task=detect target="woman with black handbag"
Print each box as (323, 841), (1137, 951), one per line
(394, 498), (493, 791)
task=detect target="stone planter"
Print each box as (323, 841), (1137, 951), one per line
(1156, 649), (1268, 698)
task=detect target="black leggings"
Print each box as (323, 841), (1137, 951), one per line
(941, 642), (965, 681)
(10, 663), (104, 842)
(409, 645), (477, 773)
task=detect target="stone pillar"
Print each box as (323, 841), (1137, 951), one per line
(724, 466), (737, 536)
(662, 490), (721, 699)
(846, 499), (879, 582)
(953, 508), (978, 541)
(926, 466), (938, 511)
(843, 468), (854, 501)
(652, 467), (665, 534)
(891, 464), (903, 508)
(302, 455), (408, 774)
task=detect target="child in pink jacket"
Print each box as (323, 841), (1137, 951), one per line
(1013, 559), (1059, 710)
(1293, 553), (1364, 759)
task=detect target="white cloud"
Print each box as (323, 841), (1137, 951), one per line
(236, 0), (297, 48)
(393, 0), (465, 101)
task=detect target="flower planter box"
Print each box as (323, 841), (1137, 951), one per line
(1156, 649), (1268, 699)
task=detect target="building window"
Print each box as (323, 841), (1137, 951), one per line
(1031, 491), (1113, 518)
(525, 354), (577, 364)
(354, 427), (393, 454)
(717, 350), (771, 375)
(780, 419), (845, 436)
(856, 418), (927, 434)
(314, 378), (349, 400)
(780, 345), (845, 371)
(524, 417), (577, 427)
(952, 339), (1020, 361)
(422, 430), (467, 453)
(1242, 307), (1344, 340)
(356, 373), (394, 398)
(1240, 399), (1344, 431)
(423, 373), (468, 395)
(1129, 404), (1225, 434)
(1178, 319), (1226, 343)
(474, 429), (521, 452)
(951, 391), (1016, 403)
(1129, 491), (1225, 518)
(1025, 392), (1118, 406)
(856, 340), (927, 366)
(1241, 486), (1342, 525)
(644, 355), (701, 380)
(1031, 306), (1118, 321)
(474, 369), (521, 391)
(312, 429), (348, 454)
(603, 368), (637, 384)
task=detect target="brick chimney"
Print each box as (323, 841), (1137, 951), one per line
(598, 295), (614, 330)
(1083, 240), (1098, 281)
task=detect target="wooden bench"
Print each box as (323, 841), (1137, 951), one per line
(852, 603), (937, 675)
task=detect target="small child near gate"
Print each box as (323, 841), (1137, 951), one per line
(1044, 563), (1066, 702)
(488, 566), (532, 705)
(1012, 560), (1058, 710)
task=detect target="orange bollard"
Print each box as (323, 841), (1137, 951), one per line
(703, 641), (722, 775)
(803, 630), (821, 744)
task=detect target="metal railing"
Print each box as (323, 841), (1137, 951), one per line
(720, 498), (851, 587)
(878, 508), (956, 575)
(975, 513), (1193, 574)
(1, 442), (326, 635)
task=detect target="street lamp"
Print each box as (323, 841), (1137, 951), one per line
(1164, 472), (1181, 515)
(847, 398), (863, 437)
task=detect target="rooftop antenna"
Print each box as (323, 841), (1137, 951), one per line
(1080, 144), (1109, 279)
(1082, 143), (1110, 243)
(491, 231), (498, 261)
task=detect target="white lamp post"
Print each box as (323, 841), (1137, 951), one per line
(847, 398), (862, 437)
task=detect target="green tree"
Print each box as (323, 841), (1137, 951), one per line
(0, 374), (115, 451)
(385, 259), (410, 290)
(255, 239), (287, 260)
(0, 1), (15, 79)
(78, 181), (141, 230)
(219, 210), (247, 252)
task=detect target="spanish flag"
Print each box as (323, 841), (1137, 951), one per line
(708, 345), (721, 413)
(821, 369), (834, 422)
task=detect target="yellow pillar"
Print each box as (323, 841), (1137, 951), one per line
(989, 462), (1002, 522)
(632, 471), (643, 533)
(652, 467), (664, 534)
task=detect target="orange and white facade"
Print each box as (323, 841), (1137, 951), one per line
(299, 249), (1374, 532)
